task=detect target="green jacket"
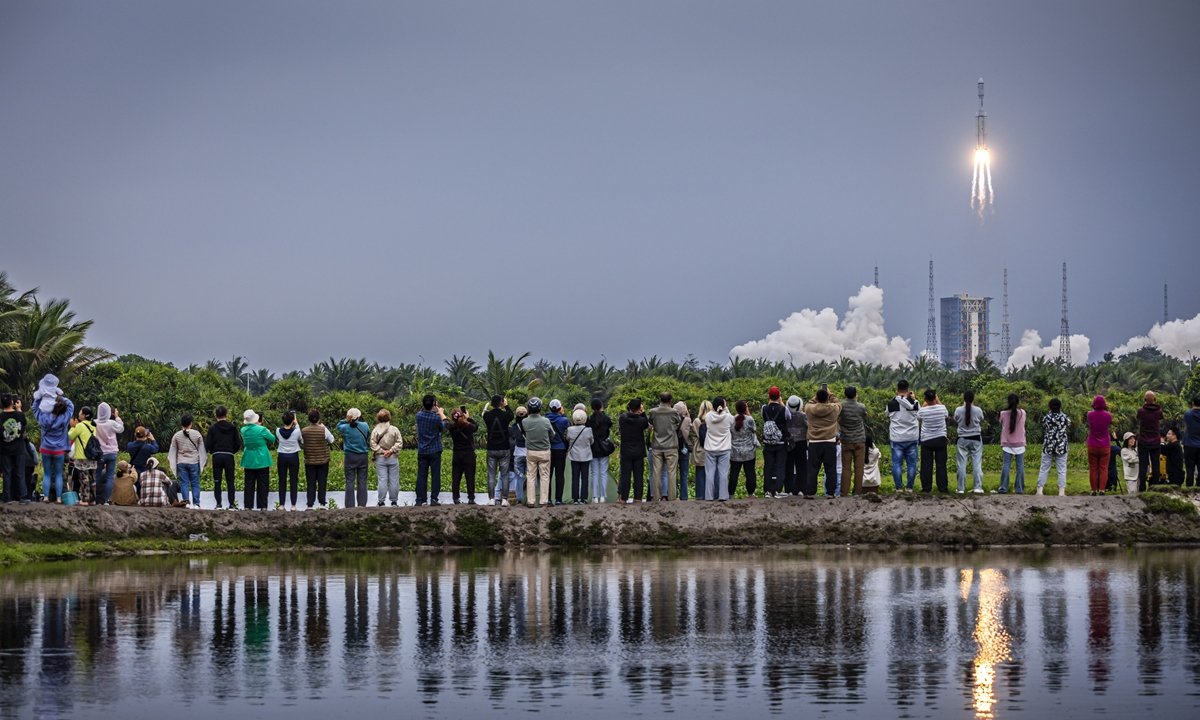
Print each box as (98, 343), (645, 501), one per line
(240, 424), (276, 469)
(521, 415), (554, 452)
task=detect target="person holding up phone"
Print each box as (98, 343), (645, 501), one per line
(415, 395), (450, 506)
(336, 408), (371, 508)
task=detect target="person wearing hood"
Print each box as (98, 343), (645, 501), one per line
(35, 394), (73, 503)
(275, 411), (303, 510)
(586, 398), (614, 505)
(1136, 392), (1164, 491)
(886, 381), (920, 493)
(1120, 433), (1139, 494)
(169, 414), (206, 508)
(806, 388), (841, 498)
(137, 457), (172, 507)
(0, 394), (29, 504)
(1086, 395), (1114, 495)
(647, 393), (683, 502)
(205, 406), (243, 509)
(301, 409), (335, 509)
(1183, 395), (1200, 488)
(240, 409), (276, 510)
(703, 397), (735, 501)
(689, 400), (713, 500)
(783, 395), (808, 497)
(92, 402), (123, 504)
(761, 387), (791, 498)
(336, 408), (371, 508)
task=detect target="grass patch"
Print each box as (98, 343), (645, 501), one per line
(1018, 507), (1055, 540)
(1140, 491), (1198, 516)
(452, 512), (504, 547)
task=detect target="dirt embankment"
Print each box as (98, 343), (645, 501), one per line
(1, 493), (1198, 550)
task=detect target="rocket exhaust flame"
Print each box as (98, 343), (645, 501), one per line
(971, 79), (993, 217)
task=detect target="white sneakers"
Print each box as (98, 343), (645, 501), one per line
(501, 499), (510, 507)
(1059, 488), (1066, 496)
(1036, 487), (1044, 495)
(972, 488), (984, 494)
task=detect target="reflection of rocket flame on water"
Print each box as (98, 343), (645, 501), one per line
(971, 568), (1011, 719)
(971, 79), (993, 217)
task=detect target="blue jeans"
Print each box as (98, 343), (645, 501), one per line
(692, 465), (706, 500)
(41, 452), (65, 498)
(177, 463), (200, 505)
(999, 450), (1025, 493)
(589, 455), (610, 500)
(956, 438), (984, 492)
(510, 455), (527, 501)
(890, 441), (918, 491)
(97, 453), (118, 504)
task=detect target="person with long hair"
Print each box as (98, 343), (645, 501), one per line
(690, 400), (713, 500)
(1120, 433), (1139, 495)
(448, 408), (479, 504)
(997, 393), (1026, 494)
(1036, 398), (1071, 496)
(586, 398), (613, 504)
(729, 400), (760, 498)
(918, 389), (950, 493)
(1086, 396), (1113, 495)
(703, 397), (735, 501)
(954, 389), (984, 493)
(35, 393), (73, 503)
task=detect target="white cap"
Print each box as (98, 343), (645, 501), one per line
(549, 399), (563, 410)
(243, 409), (259, 425)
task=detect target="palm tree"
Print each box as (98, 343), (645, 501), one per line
(444, 355), (480, 392)
(471, 351), (539, 400)
(0, 297), (111, 398)
(222, 356), (249, 382)
(248, 368), (277, 396)
(308, 357), (375, 393)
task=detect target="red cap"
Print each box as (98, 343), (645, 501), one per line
(768, 386), (780, 399)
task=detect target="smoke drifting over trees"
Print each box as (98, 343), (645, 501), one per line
(1006, 330), (1092, 371)
(730, 286), (912, 367)
(1112, 312), (1200, 361)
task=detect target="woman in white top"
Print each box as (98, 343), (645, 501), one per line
(1120, 433), (1139, 495)
(954, 389), (985, 493)
(703, 397), (735, 501)
(861, 432), (882, 492)
(918, 389), (950, 493)
(566, 409), (594, 504)
(275, 411), (303, 510)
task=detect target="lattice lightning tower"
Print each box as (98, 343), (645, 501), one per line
(1164, 284), (1169, 325)
(1058, 262), (1071, 364)
(926, 259), (937, 356)
(1000, 268), (1011, 364)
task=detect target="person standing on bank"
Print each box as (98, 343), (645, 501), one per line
(1036, 398), (1071, 496)
(521, 398), (554, 507)
(618, 399), (650, 503)
(240, 409), (276, 510)
(483, 396), (515, 504)
(954, 390), (985, 494)
(586, 398), (614, 504)
(1162, 427), (1184, 486)
(918, 390), (950, 494)
(274, 411), (301, 510)
(838, 387), (868, 498)
(206, 406), (242, 509)
(415, 395), (449, 506)
(1120, 433), (1139, 495)
(93, 402), (123, 504)
(703, 397), (734, 501)
(169, 414), (207, 508)
(806, 388), (841, 498)
(886, 381), (920, 493)
(566, 409), (594, 504)
(127, 426), (159, 476)
(507, 406), (528, 506)
(0, 394), (28, 504)
(1086, 396), (1114, 496)
(301, 409), (335, 509)
(761, 387), (790, 498)
(336, 408), (371, 508)
(729, 400), (760, 498)
(369, 409), (403, 507)
(1136, 391), (1164, 491)
(67, 407), (98, 505)
(997, 393), (1026, 494)
(783, 395), (808, 497)
(647, 392), (682, 501)
(673, 401), (691, 499)
(545, 400), (570, 505)
(1182, 396), (1200, 488)
(690, 400), (713, 500)
(448, 408), (479, 504)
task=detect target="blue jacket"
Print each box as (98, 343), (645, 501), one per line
(34, 397), (73, 452)
(1184, 408), (1200, 448)
(549, 411), (569, 450)
(336, 420), (371, 455)
(127, 438), (159, 474)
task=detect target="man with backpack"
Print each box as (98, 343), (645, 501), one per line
(647, 392), (683, 500)
(761, 387), (791, 498)
(483, 395), (515, 505)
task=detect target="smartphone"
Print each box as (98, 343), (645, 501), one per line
(460, 406), (466, 413)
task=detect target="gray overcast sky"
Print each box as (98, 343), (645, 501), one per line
(2, 1), (1197, 372)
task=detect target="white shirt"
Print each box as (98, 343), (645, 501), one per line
(886, 395), (921, 443)
(918, 404), (948, 442)
(704, 409), (735, 452)
(275, 426), (304, 454)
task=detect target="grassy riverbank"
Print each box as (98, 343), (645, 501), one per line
(0, 489), (1197, 565)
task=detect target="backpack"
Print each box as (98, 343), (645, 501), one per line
(762, 405), (784, 445)
(82, 422), (103, 461)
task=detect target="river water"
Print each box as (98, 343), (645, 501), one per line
(0, 549), (1196, 718)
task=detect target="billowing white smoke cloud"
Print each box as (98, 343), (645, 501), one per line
(730, 285), (912, 367)
(1005, 329), (1091, 371)
(1111, 312), (1200, 361)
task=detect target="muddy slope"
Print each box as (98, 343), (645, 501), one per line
(2, 494), (1198, 548)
